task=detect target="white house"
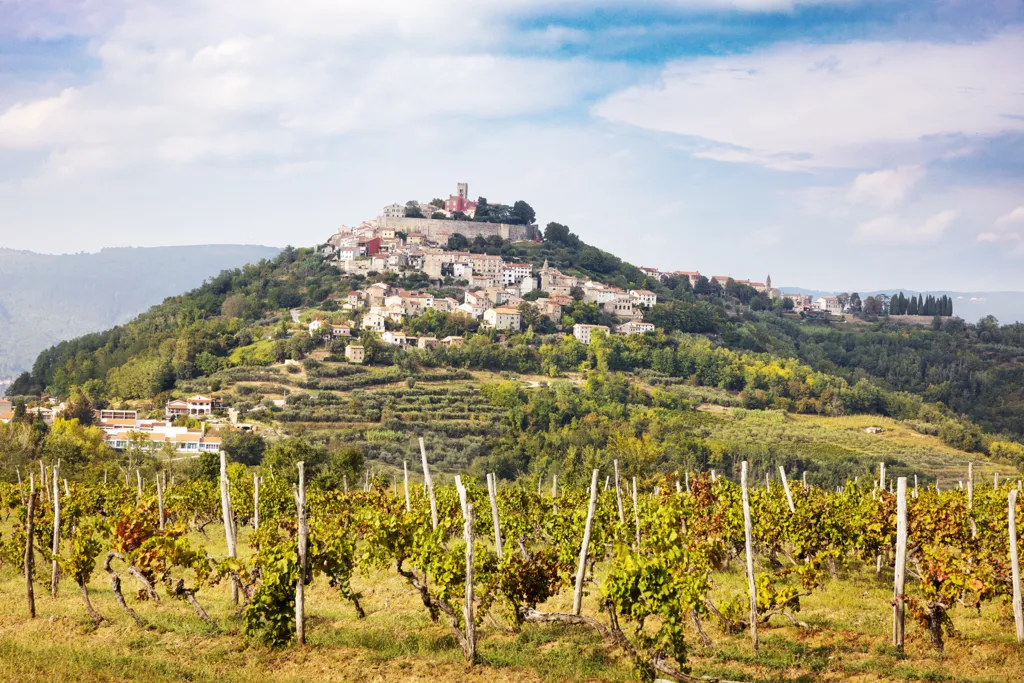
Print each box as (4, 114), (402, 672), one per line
(382, 331), (411, 347)
(483, 306), (521, 331)
(629, 289), (658, 308)
(616, 321), (655, 335)
(362, 313), (386, 332)
(573, 323), (610, 345)
(502, 264), (533, 286)
(813, 296), (842, 314)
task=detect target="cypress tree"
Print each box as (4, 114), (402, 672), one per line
(908, 295), (917, 315)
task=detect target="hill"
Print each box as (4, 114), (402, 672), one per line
(0, 245), (280, 392)
(5, 223), (1023, 485)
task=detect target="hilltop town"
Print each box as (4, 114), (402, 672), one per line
(314, 182), (813, 354)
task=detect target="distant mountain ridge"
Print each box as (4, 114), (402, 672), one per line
(0, 245), (281, 392)
(780, 287), (1024, 324)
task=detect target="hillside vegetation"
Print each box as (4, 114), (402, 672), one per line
(4, 227), (1024, 485)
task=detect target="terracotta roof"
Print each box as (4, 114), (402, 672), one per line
(174, 433), (203, 442)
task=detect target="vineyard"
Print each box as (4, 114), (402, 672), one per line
(2, 451), (1024, 682)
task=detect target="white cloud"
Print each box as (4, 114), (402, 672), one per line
(980, 206), (1024, 255)
(0, 1), (627, 179)
(847, 166), (924, 208)
(594, 31), (1024, 169)
(852, 210), (957, 245)
(996, 206), (1024, 226)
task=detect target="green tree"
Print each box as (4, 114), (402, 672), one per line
(404, 200), (423, 218)
(62, 389), (96, 426)
(262, 438), (330, 482)
(223, 431), (267, 466)
(511, 200), (536, 225)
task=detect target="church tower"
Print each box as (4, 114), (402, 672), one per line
(766, 274), (772, 290)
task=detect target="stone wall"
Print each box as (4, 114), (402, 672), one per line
(380, 215), (535, 242)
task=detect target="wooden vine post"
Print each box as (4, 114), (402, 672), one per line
(219, 452), (238, 603)
(51, 461), (61, 597)
(419, 438), (438, 530)
(253, 474), (260, 531)
(136, 469), (143, 501)
(779, 465), (796, 514)
(968, 463), (977, 539)
(741, 461), (758, 654)
(25, 473), (36, 618)
(486, 473), (503, 558)
(631, 476), (641, 547)
(1009, 488), (1024, 644)
(893, 477), (908, 650)
(614, 459), (625, 524)
(403, 460), (411, 513)
(156, 473), (165, 531)
(295, 461), (308, 646)
(462, 502), (476, 662)
(572, 469), (600, 616)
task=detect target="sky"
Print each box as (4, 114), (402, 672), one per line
(0, 0), (1023, 293)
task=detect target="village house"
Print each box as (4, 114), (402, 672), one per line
(458, 290), (492, 319)
(782, 292), (812, 309)
(582, 281), (627, 305)
(483, 306), (521, 331)
(331, 324), (353, 339)
(573, 323), (610, 345)
(430, 297), (461, 313)
(532, 297), (563, 322)
(382, 331), (412, 347)
(361, 313), (387, 333)
(382, 203), (404, 219)
(502, 263), (533, 286)
(675, 271), (702, 287)
(417, 336), (439, 349)
(638, 267), (665, 281)
(165, 395), (214, 418)
(616, 321), (656, 335)
(345, 344), (366, 364)
(308, 319), (324, 337)
(423, 250), (504, 280)
(366, 282), (391, 307)
(440, 336), (464, 348)
(629, 289), (658, 308)
(347, 290), (366, 308)
(407, 232), (427, 245)
(814, 296), (843, 314)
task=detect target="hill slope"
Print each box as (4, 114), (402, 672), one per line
(0, 245), (280, 389)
